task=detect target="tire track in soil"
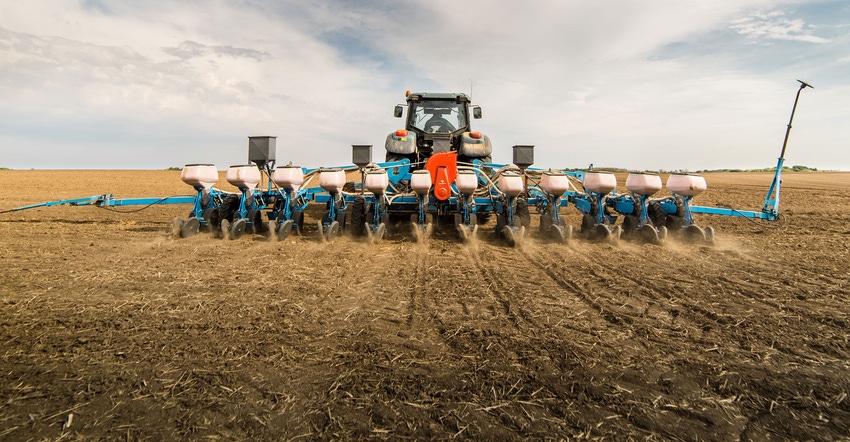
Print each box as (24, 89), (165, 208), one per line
(521, 241), (763, 362)
(405, 243), (430, 329)
(463, 243), (532, 330)
(662, 247), (850, 362)
(655, 244), (848, 336)
(516, 243), (637, 328)
(521, 242), (774, 438)
(550, 241), (846, 363)
(464, 238), (620, 346)
(572, 244), (765, 320)
(562, 245), (725, 329)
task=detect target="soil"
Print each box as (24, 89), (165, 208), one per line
(1, 170), (848, 441)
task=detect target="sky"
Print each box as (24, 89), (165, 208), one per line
(1, 0), (848, 171)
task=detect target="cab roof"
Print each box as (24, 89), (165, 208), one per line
(406, 92), (470, 102)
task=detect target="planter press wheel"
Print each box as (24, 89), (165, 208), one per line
(326, 221), (340, 241)
(550, 223), (572, 244)
(539, 211), (553, 233)
(277, 220), (294, 241)
(371, 223), (387, 244)
(639, 225), (660, 245)
(454, 213), (478, 242)
(594, 224), (611, 241)
(410, 213), (433, 242)
(292, 210), (304, 236)
(684, 225), (706, 243)
(495, 214), (507, 237)
(665, 215), (683, 232)
(203, 208), (219, 232)
(230, 218), (248, 240)
(180, 217), (201, 238)
(580, 214), (595, 235)
(621, 215), (638, 240)
(249, 209), (267, 234)
(220, 219), (230, 240)
(502, 225), (525, 247)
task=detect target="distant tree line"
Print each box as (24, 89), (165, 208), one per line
(694, 165), (819, 173)
(562, 165), (821, 173)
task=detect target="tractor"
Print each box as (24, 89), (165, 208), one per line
(384, 92), (492, 166)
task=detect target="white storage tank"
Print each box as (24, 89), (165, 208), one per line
(180, 164), (218, 189)
(410, 170), (432, 195)
(625, 172), (663, 196)
(319, 168), (346, 193)
(455, 170), (478, 194)
(667, 174), (707, 197)
(540, 170), (569, 195)
(225, 165), (261, 189)
(365, 169), (389, 195)
(272, 166), (304, 192)
(498, 170), (524, 197)
(583, 171), (617, 195)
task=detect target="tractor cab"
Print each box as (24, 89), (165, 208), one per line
(385, 92), (492, 167)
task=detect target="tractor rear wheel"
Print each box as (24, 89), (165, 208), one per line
(515, 197), (531, 228)
(249, 209), (267, 234)
(495, 214), (507, 237)
(648, 201), (667, 227)
(292, 210), (304, 236)
(539, 209), (552, 233)
(621, 215), (638, 239)
(665, 215), (683, 233)
(218, 194), (240, 227)
(350, 197), (367, 237)
(580, 214), (595, 235)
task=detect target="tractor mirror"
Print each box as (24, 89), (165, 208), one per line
(472, 106), (482, 119)
(393, 105), (403, 118)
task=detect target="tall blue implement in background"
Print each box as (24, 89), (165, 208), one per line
(762, 80), (814, 219)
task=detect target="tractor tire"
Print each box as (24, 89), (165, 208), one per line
(632, 197), (643, 217)
(349, 197), (367, 237)
(218, 195), (240, 228)
(515, 197), (531, 228)
(539, 210), (552, 233)
(335, 210), (347, 230)
(648, 201), (667, 228)
(495, 214), (507, 237)
(621, 215), (637, 239)
(292, 210), (305, 236)
(203, 207), (219, 233)
(674, 196), (686, 217)
(580, 214), (595, 235)
(251, 209), (270, 234)
(665, 215), (683, 233)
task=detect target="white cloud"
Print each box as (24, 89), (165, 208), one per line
(731, 10), (830, 43)
(0, 0), (847, 171)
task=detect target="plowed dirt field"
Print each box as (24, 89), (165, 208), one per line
(1, 170), (848, 441)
